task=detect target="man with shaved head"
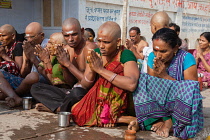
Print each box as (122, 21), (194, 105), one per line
(30, 18), (98, 113)
(0, 22), (48, 107)
(150, 11), (170, 34)
(141, 11), (170, 73)
(21, 22), (49, 78)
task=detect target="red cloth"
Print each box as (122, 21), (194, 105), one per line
(0, 61), (20, 76)
(0, 41), (21, 76)
(72, 61), (127, 126)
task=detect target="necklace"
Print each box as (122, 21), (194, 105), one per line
(104, 47), (121, 67)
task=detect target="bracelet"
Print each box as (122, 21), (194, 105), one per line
(45, 68), (52, 74)
(108, 73), (117, 82)
(38, 62), (44, 68)
(84, 75), (95, 83)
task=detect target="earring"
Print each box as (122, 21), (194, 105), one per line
(117, 42), (121, 49)
(117, 45), (120, 49)
(174, 51), (177, 56)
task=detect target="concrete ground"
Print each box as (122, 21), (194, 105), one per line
(0, 89), (210, 140)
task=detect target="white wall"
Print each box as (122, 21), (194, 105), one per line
(0, 0), (43, 33)
(78, 0), (210, 49)
(0, 0), (209, 49)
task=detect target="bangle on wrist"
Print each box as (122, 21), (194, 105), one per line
(45, 68), (52, 74)
(109, 73), (117, 82)
(84, 75), (95, 83)
(65, 63), (71, 68)
(38, 62), (44, 68)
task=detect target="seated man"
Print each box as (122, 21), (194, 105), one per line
(126, 26), (148, 60)
(0, 24), (23, 76)
(0, 22), (48, 107)
(141, 11), (169, 73)
(31, 17), (98, 112)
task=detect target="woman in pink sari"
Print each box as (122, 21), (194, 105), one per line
(193, 32), (210, 87)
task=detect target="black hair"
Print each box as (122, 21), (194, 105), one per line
(152, 28), (182, 48)
(129, 26), (140, 34)
(85, 28), (95, 38)
(200, 32), (210, 42)
(169, 23), (180, 33)
(15, 30), (26, 42)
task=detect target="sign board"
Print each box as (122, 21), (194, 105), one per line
(0, 0), (12, 9)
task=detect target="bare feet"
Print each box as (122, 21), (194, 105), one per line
(128, 119), (139, 131)
(103, 123), (115, 127)
(156, 118), (172, 138)
(151, 120), (164, 132)
(5, 97), (22, 107)
(35, 103), (53, 113)
(203, 82), (208, 88)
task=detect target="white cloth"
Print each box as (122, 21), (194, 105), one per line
(141, 39), (153, 73)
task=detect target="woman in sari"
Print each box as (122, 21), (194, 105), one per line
(129, 28), (203, 139)
(193, 32), (210, 88)
(71, 21), (139, 127)
(0, 24), (23, 76)
(35, 32), (75, 88)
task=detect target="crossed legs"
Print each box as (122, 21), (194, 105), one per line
(0, 72), (39, 107)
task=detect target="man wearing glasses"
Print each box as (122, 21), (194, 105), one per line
(0, 22), (49, 107)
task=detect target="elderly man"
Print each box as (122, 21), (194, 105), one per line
(126, 27), (148, 60)
(0, 24), (23, 76)
(141, 11), (170, 73)
(21, 22), (49, 79)
(0, 22), (48, 107)
(31, 18), (98, 113)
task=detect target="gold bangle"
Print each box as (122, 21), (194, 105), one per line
(38, 62), (44, 68)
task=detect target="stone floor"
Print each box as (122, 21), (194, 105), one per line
(0, 88), (210, 140)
